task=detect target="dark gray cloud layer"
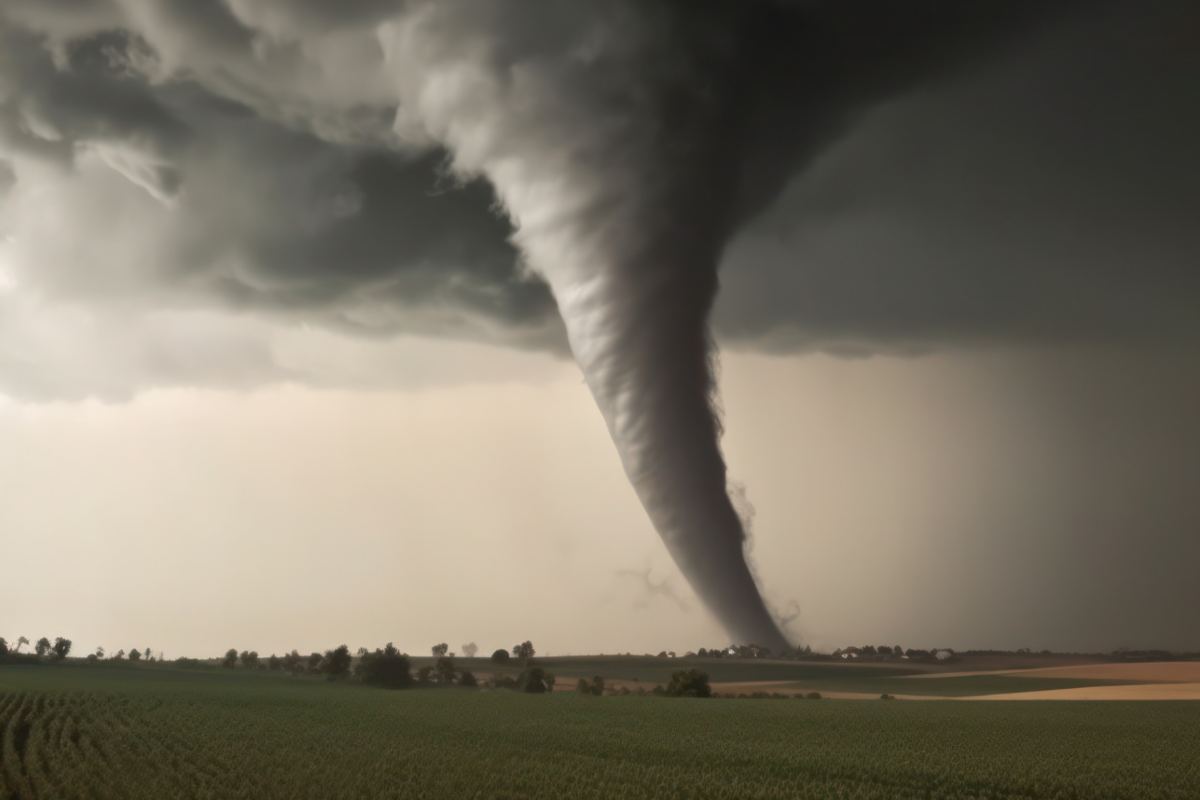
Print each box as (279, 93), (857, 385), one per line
(1, 1), (1196, 371)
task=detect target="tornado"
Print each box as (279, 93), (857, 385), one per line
(381, 0), (1081, 650)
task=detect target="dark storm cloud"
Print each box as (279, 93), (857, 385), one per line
(3, 2), (1194, 360)
(0, 8), (560, 349)
(716, 2), (1200, 354)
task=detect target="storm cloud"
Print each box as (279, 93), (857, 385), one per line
(1, 1), (1195, 400)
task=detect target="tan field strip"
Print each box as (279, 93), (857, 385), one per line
(967, 682), (1200, 701)
(903, 661), (1200, 683)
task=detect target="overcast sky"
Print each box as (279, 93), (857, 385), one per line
(2, 1), (1198, 657)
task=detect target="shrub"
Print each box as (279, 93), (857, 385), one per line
(517, 667), (548, 693)
(356, 644), (412, 689)
(805, 692), (822, 700)
(665, 669), (711, 698)
(459, 670), (478, 688)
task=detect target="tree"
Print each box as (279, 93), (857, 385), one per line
(222, 648), (238, 669)
(416, 666), (433, 684)
(35, 637), (51, 657)
(665, 669), (711, 698)
(113, 649), (126, 661)
(356, 643), (412, 689)
(490, 649), (510, 664)
(435, 656), (457, 685)
(16, 636), (29, 653)
(95, 647), (105, 659)
(512, 641), (535, 662)
(320, 645), (352, 678)
(306, 652), (323, 672)
(267, 654), (281, 671)
(431, 643), (449, 658)
(240, 650), (260, 669)
(459, 670), (478, 688)
(517, 666), (548, 693)
(129, 648), (143, 662)
(0, 638), (7, 658)
(461, 642), (479, 659)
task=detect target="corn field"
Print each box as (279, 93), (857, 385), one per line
(2, 664), (1198, 799)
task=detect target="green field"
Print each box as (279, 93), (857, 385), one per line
(3, 664), (1198, 799)
(439, 655), (1134, 697)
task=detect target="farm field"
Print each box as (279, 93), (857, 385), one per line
(440, 655), (1151, 698)
(3, 663), (1199, 799)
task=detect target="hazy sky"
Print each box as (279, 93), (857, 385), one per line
(2, 2), (1198, 657)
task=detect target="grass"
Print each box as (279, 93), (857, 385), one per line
(432, 655), (1136, 697)
(3, 662), (1199, 799)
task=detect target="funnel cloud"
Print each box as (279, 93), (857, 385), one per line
(377, 0), (1089, 647)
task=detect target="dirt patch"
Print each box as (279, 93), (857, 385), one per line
(905, 661), (1200, 683)
(965, 682), (1200, 701)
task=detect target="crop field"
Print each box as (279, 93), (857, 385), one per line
(442, 655), (1139, 697)
(3, 664), (1199, 799)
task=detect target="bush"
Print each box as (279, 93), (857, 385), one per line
(805, 692), (822, 700)
(577, 676), (605, 696)
(490, 649), (510, 664)
(459, 670), (478, 688)
(665, 669), (711, 698)
(517, 667), (549, 693)
(320, 645), (352, 679)
(356, 644), (412, 689)
(880, 693), (896, 701)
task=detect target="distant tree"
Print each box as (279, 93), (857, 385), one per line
(431, 643), (449, 658)
(113, 649), (126, 661)
(357, 647), (369, 658)
(512, 641), (535, 662)
(35, 637), (51, 657)
(577, 676), (604, 696)
(282, 650), (303, 673)
(356, 643), (412, 689)
(222, 649), (238, 669)
(435, 656), (457, 685)
(576, 678), (591, 694)
(240, 650), (260, 669)
(321, 645), (352, 678)
(517, 666), (548, 693)
(461, 642), (479, 659)
(544, 673), (556, 692)
(861, 645), (877, 657)
(893, 645), (903, 657)
(665, 669), (711, 698)
(697, 648), (709, 657)
(416, 666), (433, 684)
(50, 633), (70, 662)
(129, 648), (143, 661)
(306, 652), (323, 672)
(458, 670), (478, 688)
(490, 649), (510, 664)
(0, 638), (7, 658)
(16, 636), (29, 653)
(267, 654), (281, 671)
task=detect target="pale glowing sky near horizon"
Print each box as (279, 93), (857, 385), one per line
(5, 342), (1197, 658)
